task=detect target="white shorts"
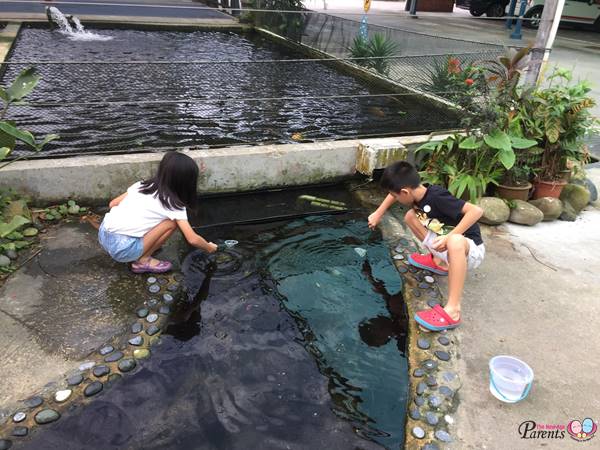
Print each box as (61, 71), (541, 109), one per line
(422, 230), (485, 270)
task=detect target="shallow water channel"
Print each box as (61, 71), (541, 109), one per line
(19, 192), (409, 449)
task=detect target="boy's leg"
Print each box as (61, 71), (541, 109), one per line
(136, 220), (177, 265)
(444, 234), (470, 321)
(404, 209), (428, 241)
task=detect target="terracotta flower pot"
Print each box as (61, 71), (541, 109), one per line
(532, 179), (567, 199)
(496, 182), (532, 202)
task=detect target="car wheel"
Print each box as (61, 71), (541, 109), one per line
(524, 6), (543, 29)
(486, 3), (506, 18)
(469, 5), (486, 16)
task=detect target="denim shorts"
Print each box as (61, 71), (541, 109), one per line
(98, 222), (144, 263)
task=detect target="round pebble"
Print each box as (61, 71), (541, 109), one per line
(34, 409), (60, 424)
(412, 426), (425, 439)
(397, 266), (408, 273)
(418, 282), (430, 289)
(444, 415), (454, 425)
(422, 360), (438, 371)
(67, 373), (84, 386)
(6, 250), (18, 260)
(11, 427), (27, 437)
(163, 293), (174, 303)
(413, 368), (425, 377)
(84, 381), (103, 397)
(409, 406), (421, 420)
(426, 412), (439, 426)
(148, 284), (160, 294)
(426, 376), (438, 387)
(99, 345), (114, 356)
(136, 308), (149, 318)
(147, 277), (157, 284)
(54, 389), (72, 403)
(131, 322), (143, 334)
(434, 351), (451, 362)
(128, 336), (144, 346)
(416, 382), (426, 395)
(107, 373), (122, 385)
(423, 443), (440, 450)
(173, 273), (183, 282)
(118, 358), (137, 373)
(157, 277), (168, 285)
(0, 440), (11, 450)
(104, 351), (124, 363)
(429, 395), (442, 408)
(424, 275), (435, 283)
(79, 361), (95, 371)
(146, 313), (158, 323)
(24, 396), (43, 408)
(414, 395), (425, 407)
(439, 386), (454, 397)
(133, 349), (150, 359)
(93, 365), (110, 377)
(13, 412), (26, 423)
(146, 324), (160, 336)
(427, 299), (440, 308)
(411, 289), (421, 298)
(158, 305), (170, 315)
(0, 255), (11, 267)
(393, 254), (404, 260)
(443, 371), (457, 382)
(394, 245), (404, 253)
(438, 336), (450, 346)
(147, 299), (159, 308)
(435, 430), (453, 443)
(167, 284), (178, 292)
(417, 338), (430, 350)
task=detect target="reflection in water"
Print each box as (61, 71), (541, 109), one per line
(18, 216), (407, 450)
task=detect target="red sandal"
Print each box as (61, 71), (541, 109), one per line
(408, 253), (448, 276)
(415, 304), (460, 331)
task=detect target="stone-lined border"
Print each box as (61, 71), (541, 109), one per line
(387, 236), (461, 450)
(0, 273), (183, 449)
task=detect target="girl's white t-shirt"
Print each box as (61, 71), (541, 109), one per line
(103, 182), (188, 237)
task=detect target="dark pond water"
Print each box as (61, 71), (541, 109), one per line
(17, 212), (409, 449)
(3, 26), (460, 158)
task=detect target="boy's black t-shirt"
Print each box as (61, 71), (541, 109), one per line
(414, 185), (483, 246)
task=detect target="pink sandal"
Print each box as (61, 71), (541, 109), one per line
(415, 304), (461, 331)
(131, 259), (172, 274)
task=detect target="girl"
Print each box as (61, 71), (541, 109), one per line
(98, 151), (217, 274)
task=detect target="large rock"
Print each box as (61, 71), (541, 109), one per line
(559, 184), (590, 221)
(571, 178), (598, 203)
(479, 197), (510, 225)
(508, 200), (544, 226)
(529, 197), (563, 221)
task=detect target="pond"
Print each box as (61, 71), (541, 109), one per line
(16, 189), (409, 449)
(2, 26), (460, 158)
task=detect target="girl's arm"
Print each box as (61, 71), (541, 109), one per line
(109, 192), (127, 209)
(176, 220), (218, 253)
(368, 193), (397, 229)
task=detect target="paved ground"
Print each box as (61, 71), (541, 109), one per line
(0, 221), (183, 415)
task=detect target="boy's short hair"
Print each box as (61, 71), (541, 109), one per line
(380, 161), (421, 193)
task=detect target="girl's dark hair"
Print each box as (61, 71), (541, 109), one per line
(380, 161), (420, 193)
(139, 152), (199, 210)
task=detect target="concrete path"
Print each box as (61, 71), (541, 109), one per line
(0, 221), (182, 415)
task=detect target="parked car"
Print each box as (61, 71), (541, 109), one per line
(456, 0), (509, 17)
(524, 0), (600, 29)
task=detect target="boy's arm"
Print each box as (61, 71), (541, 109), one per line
(431, 202), (483, 251)
(109, 192), (127, 209)
(368, 194), (397, 229)
(176, 220), (218, 253)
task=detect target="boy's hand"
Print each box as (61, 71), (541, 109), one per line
(431, 235), (448, 252)
(206, 242), (218, 253)
(368, 212), (382, 230)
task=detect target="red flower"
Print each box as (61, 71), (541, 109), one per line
(447, 57), (461, 74)
(465, 78), (474, 86)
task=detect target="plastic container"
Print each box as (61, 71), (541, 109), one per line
(489, 355), (533, 403)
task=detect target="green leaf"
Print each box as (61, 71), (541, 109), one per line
(510, 136), (538, 149)
(484, 129), (512, 151)
(416, 141), (439, 152)
(6, 231), (24, 240)
(0, 147), (11, 161)
(37, 133), (60, 150)
(458, 136), (482, 149)
(67, 200), (76, 207)
(6, 68), (40, 102)
(14, 240), (31, 249)
(498, 148), (516, 170)
(0, 87), (8, 102)
(0, 122), (36, 149)
(0, 215), (30, 238)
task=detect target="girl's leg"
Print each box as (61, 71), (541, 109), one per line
(136, 220), (177, 266)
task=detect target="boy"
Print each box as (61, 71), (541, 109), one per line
(368, 161), (484, 331)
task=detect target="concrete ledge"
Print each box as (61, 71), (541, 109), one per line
(0, 140), (361, 204)
(1, 14), (238, 26)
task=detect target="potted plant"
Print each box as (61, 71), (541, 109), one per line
(524, 69), (599, 199)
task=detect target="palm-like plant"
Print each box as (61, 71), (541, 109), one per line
(348, 33), (398, 76)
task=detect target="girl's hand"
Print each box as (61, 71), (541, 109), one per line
(368, 212), (382, 230)
(431, 235), (448, 252)
(206, 242), (218, 253)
